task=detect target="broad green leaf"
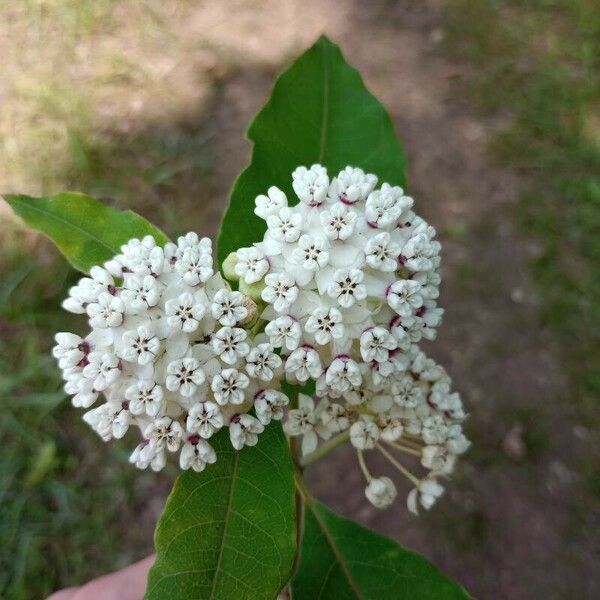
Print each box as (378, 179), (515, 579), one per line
(4, 192), (169, 273)
(292, 500), (472, 600)
(145, 423), (296, 600)
(217, 36), (407, 264)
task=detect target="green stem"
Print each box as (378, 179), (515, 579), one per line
(298, 430), (351, 468)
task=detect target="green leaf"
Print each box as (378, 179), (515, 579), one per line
(217, 35), (407, 264)
(4, 192), (169, 273)
(145, 423), (296, 600)
(292, 500), (472, 600)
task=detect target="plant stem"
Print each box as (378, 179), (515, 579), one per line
(356, 450), (371, 482)
(298, 430), (350, 468)
(386, 440), (422, 457)
(376, 443), (420, 486)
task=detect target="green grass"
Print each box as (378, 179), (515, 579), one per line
(445, 0), (600, 426)
(0, 250), (177, 599)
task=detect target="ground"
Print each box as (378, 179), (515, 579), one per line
(0, 1), (598, 599)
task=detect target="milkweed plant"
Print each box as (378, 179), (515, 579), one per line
(6, 37), (472, 600)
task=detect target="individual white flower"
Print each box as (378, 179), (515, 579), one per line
(324, 357), (362, 393)
(328, 166), (377, 205)
(86, 292), (125, 328)
(265, 315), (302, 351)
(65, 372), (98, 408)
(211, 327), (250, 365)
(176, 246), (214, 285)
(292, 164), (329, 206)
(266, 207), (302, 243)
(320, 402), (349, 433)
(400, 233), (439, 272)
(186, 401), (224, 438)
(235, 247), (270, 284)
(165, 292), (206, 332)
(245, 343), (282, 381)
(304, 306), (344, 345)
(350, 418), (380, 450)
(327, 268), (366, 308)
(359, 327), (397, 363)
(180, 436), (217, 472)
(421, 414), (449, 445)
(125, 380), (164, 417)
(261, 273), (299, 313)
(320, 203), (357, 240)
(254, 390), (289, 425)
(378, 414), (404, 442)
(285, 346), (323, 383)
(421, 446), (456, 475)
(387, 280), (423, 317)
(211, 368), (250, 405)
(144, 417), (184, 452)
(407, 478), (444, 515)
(284, 394), (326, 455)
(392, 375), (426, 409)
(129, 440), (165, 472)
(82, 352), (120, 391)
(53, 332), (87, 369)
(365, 476), (397, 509)
(364, 232), (400, 271)
(118, 325), (158, 364)
(211, 289), (248, 326)
(229, 413), (264, 450)
(165, 358), (205, 397)
(120, 274), (161, 314)
(446, 424), (471, 455)
(83, 403), (130, 441)
(254, 186), (287, 220)
(365, 183), (411, 229)
(292, 235), (329, 271)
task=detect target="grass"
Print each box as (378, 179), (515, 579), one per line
(445, 0), (600, 427)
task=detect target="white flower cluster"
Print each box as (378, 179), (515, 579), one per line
(53, 233), (288, 473)
(229, 164), (469, 513)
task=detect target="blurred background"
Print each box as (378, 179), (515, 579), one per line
(0, 1), (598, 598)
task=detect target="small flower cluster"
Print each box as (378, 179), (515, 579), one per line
(229, 164), (469, 513)
(53, 233), (288, 473)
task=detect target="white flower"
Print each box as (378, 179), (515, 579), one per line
(266, 207), (302, 243)
(186, 401), (224, 438)
(255, 186), (287, 220)
(292, 235), (329, 271)
(421, 446), (456, 475)
(304, 306), (344, 345)
(129, 440), (165, 472)
(211, 327), (250, 365)
(292, 164), (329, 206)
(359, 327), (397, 363)
(125, 380), (164, 417)
(320, 402), (349, 433)
(284, 394), (326, 455)
(86, 293), (125, 328)
(165, 292), (206, 332)
(144, 417), (184, 452)
(176, 246), (214, 285)
(392, 375), (426, 408)
(350, 419), (380, 450)
(53, 332), (86, 369)
(285, 346), (323, 382)
(400, 233), (438, 272)
(245, 343), (282, 381)
(365, 183), (411, 229)
(365, 476), (397, 509)
(211, 368), (250, 405)
(254, 390), (289, 425)
(82, 352), (120, 391)
(407, 478), (444, 515)
(324, 357), (362, 393)
(328, 166), (377, 204)
(211, 289), (248, 326)
(378, 414), (404, 442)
(180, 437), (217, 472)
(229, 413), (264, 450)
(262, 273), (299, 313)
(387, 280), (423, 317)
(166, 358), (205, 397)
(265, 315), (302, 351)
(320, 203), (357, 240)
(365, 232), (400, 271)
(121, 274), (161, 314)
(327, 268), (366, 308)
(235, 247), (270, 284)
(421, 414), (449, 445)
(120, 325), (160, 365)
(83, 403), (130, 441)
